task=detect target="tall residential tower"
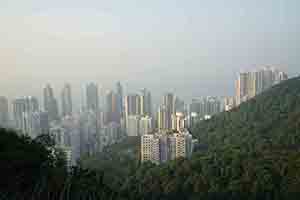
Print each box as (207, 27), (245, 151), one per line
(61, 83), (73, 117)
(43, 84), (59, 121)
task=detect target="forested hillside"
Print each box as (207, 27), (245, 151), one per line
(192, 76), (300, 152)
(2, 77), (300, 200)
(120, 77), (300, 199)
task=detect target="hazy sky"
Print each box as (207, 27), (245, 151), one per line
(0, 0), (299, 106)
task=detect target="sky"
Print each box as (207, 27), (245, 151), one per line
(0, 0), (299, 108)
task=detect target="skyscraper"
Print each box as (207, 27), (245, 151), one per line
(236, 67), (288, 105)
(171, 112), (186, 132)
(158, 93), (175, 130)
(127, 115), (140, 136)
(139, 116), (153, 135)
(174, 97), (185, 113)
(140, 88), (152, 117)
(61, 83), (73, 117)
(27, 111), (49, 138)
(188, 97), (221, 119)
(13, 96), (40, 135)
(0, 96), (9, 127)
(116, 82), (124, 117)
(43, 84), (59, 122)
(105, 90), (120, 124)
(85, 82), (99, 113)
(158, 105), (168, 130)
(125, 94), (141, 124)
(13, 98), (26, 130)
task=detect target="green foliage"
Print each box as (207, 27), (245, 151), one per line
(118, 77), (300, 199)
(191, 77), (300, 152)
(80, 136), (141, 190)
(2, 77), (300, 199)
(0, 128), (54, 198)
(0, 129), (116, 200)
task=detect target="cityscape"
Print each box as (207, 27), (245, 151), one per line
(0, 67), (288, 166)
(1, 1), (300, 199)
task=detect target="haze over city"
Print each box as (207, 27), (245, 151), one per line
(2, 1), (300, 199)
(1, 0), (299, 105)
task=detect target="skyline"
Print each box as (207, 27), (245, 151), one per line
(1, 0), (300, 102)
(0, 67), (288, 120)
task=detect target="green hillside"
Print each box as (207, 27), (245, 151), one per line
(3, 77), (300, 199)
(120, 77), (300, 200)
(192, 76), (300, 152)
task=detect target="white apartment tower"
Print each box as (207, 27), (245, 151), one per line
(141, 130), (194, 164)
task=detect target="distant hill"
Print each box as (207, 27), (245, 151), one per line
(192, 76), (300, 152)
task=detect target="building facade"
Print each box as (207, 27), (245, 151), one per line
(61, 83), (73, 117)
(0, 96), (9, 127)
(139, 116), (153, 135)
(44, 84), (59, 122)
(85, 82), (99, 113)
(236, 67), (288, 105)
(141, 130), (194, 164)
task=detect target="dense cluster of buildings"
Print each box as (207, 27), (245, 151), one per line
(235, 67), (288, 105)
(141, 130), (195, 164)
(0, 67), (288, 166)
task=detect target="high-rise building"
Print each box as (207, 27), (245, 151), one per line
(38, 111), (50, 135)
(158, 105), (167, 130)
(51, 125), (66, 146)
(175, 97), (185, 113)
(140, 88), (152, 116)
(188, 97), (221, 120)
(96, 122), (122, 152)
(12, 96), (47, 138)
(159, 93), (175, 130)
(0, 96), (9, 127)
(13, 96), (39, 132)
(116, 82), (124, 117)
(171, 112), (186, 132)
(60, 146), (73, 169)
(13, 98), (26, 131)
(141, 130), (194, 164)
(236, 72), (256, 104)
(79, 110), (99, 155)
(51, 125), (76, 167)
(105, 90), (120, 124)
(61, 116), (81, 164)
(177, 131), (193, 158)
(223, 97), (236, 111)
(139, 116), (153, 135)
(106, 122), (121, 142)
(162, 93), (175, 114)
(61, 83), (73, 117)
(43, 84), (59, 122)
(141, 134), (154, 163)
(125, 94), (140, 118)
(127, 115), (140, 136)
(28, 111), (49, 138)
(85, 82), (99, 113)
(186, 112), (201, 128)
(125, 94), (140, 130)
(236, 67), (288, 105)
